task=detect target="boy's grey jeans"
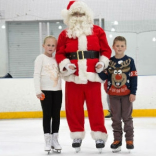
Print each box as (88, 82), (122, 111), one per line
(109, 95), (134, 141)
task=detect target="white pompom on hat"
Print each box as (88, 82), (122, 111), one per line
(61, 0), (94, 25)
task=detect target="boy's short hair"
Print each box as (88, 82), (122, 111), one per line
(113, 36), (127, 46)
(43, 35), (57, 44)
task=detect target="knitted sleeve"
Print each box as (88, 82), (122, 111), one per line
(98, 69), (108, 81)
(130, 58), (138, 95)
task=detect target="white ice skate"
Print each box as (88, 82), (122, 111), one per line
(95, 139), (105, 153)
(72, 138), (82, 153)
(51, 133), (62, 153)
(44, 133), (51, 154)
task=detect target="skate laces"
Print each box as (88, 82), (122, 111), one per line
(126, 141), (133, 145)
(96, 139), (104, 144)
(113, 141), (120, 145)
(73, 138), (82, 143)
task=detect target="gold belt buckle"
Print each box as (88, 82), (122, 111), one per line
(77, 50), (84, 60)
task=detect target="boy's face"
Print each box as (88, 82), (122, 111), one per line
(43, 38), (57, 57)
(112, 41), (126, 57)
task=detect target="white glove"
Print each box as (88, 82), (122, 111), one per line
(95, 62), (104, 73)
(62, 64), (76, 76)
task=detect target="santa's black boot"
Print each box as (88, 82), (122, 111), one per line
(96, 139), (105, 153)
(72, 138), (82, 153)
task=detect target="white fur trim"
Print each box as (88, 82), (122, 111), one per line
(91, 131), (108, 142)
(61, 9), (69, 25)
(99, 56), (110, 69)
(70, 131), (85, 139)
(62, 69), (103, 83)
(87, 72), (103, 82)
(61, 9), (68, 18)
(59, 58), (71, 72)
(78, 60), (87, 83)
(59, 58), (71, 76)
(78, 35), (87, 50)
(63, 63), (76, 76)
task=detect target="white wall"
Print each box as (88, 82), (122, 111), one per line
(1, 28), (156, 77)
(0, 76), (156, 113)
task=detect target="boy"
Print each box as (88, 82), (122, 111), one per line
(98, 36), (137, 152)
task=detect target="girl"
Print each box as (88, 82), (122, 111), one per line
(34, 36), (62, 152)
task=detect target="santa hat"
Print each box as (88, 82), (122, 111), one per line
(67, 0), (76, 10)
(61, 0), (94, 25)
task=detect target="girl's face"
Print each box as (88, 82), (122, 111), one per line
(43, 38), (57, 57)
(112, 41), (126, 58)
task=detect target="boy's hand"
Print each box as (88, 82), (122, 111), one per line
(129, 94), (136, 102)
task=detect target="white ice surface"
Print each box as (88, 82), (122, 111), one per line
(0, 117), (156, 156)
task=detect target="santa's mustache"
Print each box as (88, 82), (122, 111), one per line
(68, 16), (87, 28)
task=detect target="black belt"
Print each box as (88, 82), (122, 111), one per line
(66, 51), (99, 60)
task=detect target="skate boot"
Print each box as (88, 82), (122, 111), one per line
(72, 138), (82, 153)
(44, 133), (51, 154)
(126, 140), (134, 152)
(111, 140), (122, 153)
(95, 139), (105, 153)
(51, 133), (62, 153)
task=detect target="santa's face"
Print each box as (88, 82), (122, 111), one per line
(69, 12), (87, 27)
(67, 11), (92, 38)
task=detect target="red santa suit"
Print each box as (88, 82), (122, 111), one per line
(56, 0), (111, 142)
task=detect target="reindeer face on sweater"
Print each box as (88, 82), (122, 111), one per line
(108, 59), (131, 88)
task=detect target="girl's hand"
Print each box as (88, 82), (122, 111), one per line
(37, 93), (45, 100)
(129, 94), (136, 103)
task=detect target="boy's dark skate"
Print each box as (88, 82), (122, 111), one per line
(72, 138), (82, 153)
(111, 140), (122, 153)
(96, 139), (105, 153)
(126, 140), (134, 152)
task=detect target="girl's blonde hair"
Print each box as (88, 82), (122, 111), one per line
(43, 35), (57, 44)
(113, 36), (127, 46)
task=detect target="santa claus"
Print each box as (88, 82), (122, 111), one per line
(56, 0), (112, 152)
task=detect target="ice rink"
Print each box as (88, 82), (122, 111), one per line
(0, 117), (156, 156)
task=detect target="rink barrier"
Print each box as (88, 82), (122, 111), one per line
(0, 109), (156, 119)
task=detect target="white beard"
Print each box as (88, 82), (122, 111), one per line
(67, 16), (93, 38)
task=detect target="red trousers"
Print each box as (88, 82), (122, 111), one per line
(65, 81), (107, 140)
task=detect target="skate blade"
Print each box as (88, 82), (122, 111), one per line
(112, 146), (121, 153)
(45, 150), (51, 154)
(51, 147), (61, 153)
(53, 149), (61, 153)
(128, 149), (133, 153)
(98, 148), (102, 153)
(75, 147), (80, 153)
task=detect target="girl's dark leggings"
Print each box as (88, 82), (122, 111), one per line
(40, 90), (62, 134)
